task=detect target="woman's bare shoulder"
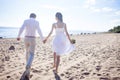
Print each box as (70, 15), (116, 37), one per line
(52, 23), (56, 28)
(52, 23), (56, 26)
(63, 22), (66, 26)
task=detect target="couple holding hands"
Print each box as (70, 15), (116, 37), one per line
(17, 12), (74, 79)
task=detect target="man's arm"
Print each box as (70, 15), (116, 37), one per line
(17, 21), (26, 40)
(37, 22), (44, 41)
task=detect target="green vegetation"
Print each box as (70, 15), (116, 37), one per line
(109, 25), (120, 33)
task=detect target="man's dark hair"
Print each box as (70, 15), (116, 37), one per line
(30, 13), (36, 18)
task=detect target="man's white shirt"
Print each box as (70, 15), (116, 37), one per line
(18, 18), (43, 40)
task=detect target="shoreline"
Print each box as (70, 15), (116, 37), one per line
(0, 32), (117, 39)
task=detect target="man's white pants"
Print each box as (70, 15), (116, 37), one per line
(24, 37), (36, 70)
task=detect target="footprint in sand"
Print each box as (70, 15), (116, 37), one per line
(0, 66), (4, 73)
(30, 74), (33, 78)
(93, 73), (96, 75)
(7, 76), (11, 78)
(117, 67), (120, 71)
(60, 73), (65, 77)
(12, 73), (19, 79)
(112, 77), (120, 80)
(69, 76), (78, 80)
(82, 72), (90, 76)
(97, 74), (101, 76)
(96, 65), (101, 71)
(1, 58), (5, 62)
(32, 69), (42, 73)
(108, 67), (115, 70)
(9, 45), (15, 50)
(5, 56), (10, 61)
(80, 76), (85, 79)
(99, 77), (110, 80)
(69, 77), (74, 80)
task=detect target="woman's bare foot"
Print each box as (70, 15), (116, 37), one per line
(53, 70), (58, 74)
(53, 64), (56, 68)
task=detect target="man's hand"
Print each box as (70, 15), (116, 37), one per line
(43, 39), (47, 44)
(17, 37), (20, 41)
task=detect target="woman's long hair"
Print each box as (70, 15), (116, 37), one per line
(55, 12), (63, 22)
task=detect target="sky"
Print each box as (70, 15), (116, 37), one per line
(0, 0), (120, 32)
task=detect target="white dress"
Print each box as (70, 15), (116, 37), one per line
(52, 24), (74, 55)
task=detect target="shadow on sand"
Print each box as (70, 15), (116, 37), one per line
(53, 70), (61, 80)
(20, 71), (29, 80)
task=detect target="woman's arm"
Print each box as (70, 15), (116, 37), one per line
(43, 24), (55, 43)
(64, 24), (72, 43)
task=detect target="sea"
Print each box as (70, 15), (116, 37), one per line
(0, 27), (94, 38)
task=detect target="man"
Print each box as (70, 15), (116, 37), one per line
(17, 13), (44, 79)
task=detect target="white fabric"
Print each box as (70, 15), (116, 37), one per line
(52, 24), (74, 55)
(18, 18), (43, 41)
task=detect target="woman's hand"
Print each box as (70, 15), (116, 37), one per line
(17, 37), (20, 41)
(43, 38), (47, 43)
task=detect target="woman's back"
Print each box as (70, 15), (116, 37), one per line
(54, 23), (65, 35)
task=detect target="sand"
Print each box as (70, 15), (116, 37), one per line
(0, 33), (120, 80)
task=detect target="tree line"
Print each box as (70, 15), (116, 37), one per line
(108, 25), (120, 33)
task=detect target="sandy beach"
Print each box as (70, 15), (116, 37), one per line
(0, 33), (120, 80)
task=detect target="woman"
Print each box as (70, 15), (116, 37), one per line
(43, 12), (74, 73)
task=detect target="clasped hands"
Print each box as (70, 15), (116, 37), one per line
(43, 38), (47, 44)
